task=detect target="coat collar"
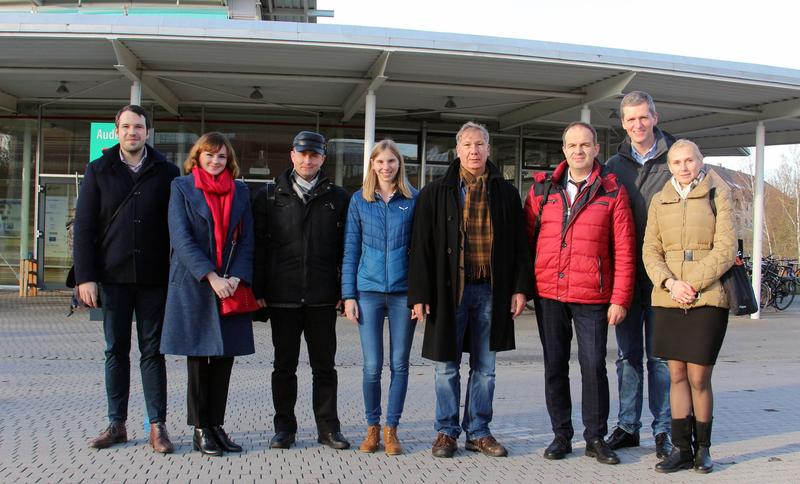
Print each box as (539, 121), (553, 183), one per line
(176, 174), (249, 242)
(615, 127), (676, 164)
(96, 143), (167, 174)
(275, 167), (333, 198)
(441, 158), (503, 187)
(657, 168), (717, 204)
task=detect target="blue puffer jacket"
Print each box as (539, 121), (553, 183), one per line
(342, 188), (417, 298)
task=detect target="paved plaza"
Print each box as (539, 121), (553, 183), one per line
(1, 290), (799, 483)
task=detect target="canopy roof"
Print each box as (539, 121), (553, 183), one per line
(1, 13), (799, 152)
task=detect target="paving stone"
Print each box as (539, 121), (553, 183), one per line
(1, 291), (799, 482)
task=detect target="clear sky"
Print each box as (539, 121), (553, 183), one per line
(318, 0), (800, 174)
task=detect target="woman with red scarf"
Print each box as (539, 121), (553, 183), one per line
(161, 132), (255, 456)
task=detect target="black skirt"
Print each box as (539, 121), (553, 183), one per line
(652, 306), (729, 365)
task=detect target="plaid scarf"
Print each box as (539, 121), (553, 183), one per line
(460, 166), (493, 283)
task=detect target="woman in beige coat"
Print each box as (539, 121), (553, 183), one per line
(642, 139), (735, 474)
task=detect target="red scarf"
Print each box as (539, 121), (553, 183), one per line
(192, 166), (235, 269)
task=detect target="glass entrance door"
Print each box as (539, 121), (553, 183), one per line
(36, 174), (81, 289)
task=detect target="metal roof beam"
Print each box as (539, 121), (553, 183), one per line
(694, 129), (800, 149)
(110, 39), (179, 115)
(150, 69), (360, 84)
(386, 80), (582, 99)
(498, 72), (636, 130)
(341, 50), (390, 122)
(0, 89), (17, 113)
(655, 100), (760, 116)
(0, 67), (119, 77)
(662, 98), (800, 135)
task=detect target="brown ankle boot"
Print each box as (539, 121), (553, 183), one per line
(359, 424), (381, 453)
(88, 421), (127, 449)
(384, 426), (402, 455)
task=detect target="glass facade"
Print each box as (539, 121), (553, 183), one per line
(0, 109), (603, 287)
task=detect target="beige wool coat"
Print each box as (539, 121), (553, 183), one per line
(642, 170), (736, 309)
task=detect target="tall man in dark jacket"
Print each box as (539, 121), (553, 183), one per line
(524, 122), (636, 465)
(603, 91), (675, 458)
(408, 121), (533, 458)
(74, 104), (179, 453)
(253, 131), (351, 450)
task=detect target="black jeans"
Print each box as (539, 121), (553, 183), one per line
(537, 298), (610, 441)
(99, 283), (168, 423)
(187, 356), (235, 428)
(270, 306), (340, 434)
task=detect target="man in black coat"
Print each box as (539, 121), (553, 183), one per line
(408, 122), (533, 458)
(603, 91), (675, 459)
(73, 105), (179, 453)
(252, 131), (351, 450)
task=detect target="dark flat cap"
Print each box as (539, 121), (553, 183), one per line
(292, 131), (326, 155)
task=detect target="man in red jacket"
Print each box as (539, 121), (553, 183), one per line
(524, 122), (635, 465)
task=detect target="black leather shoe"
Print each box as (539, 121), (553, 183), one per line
(211, 426), (242, 452)
(543, 436), (572, 460)
(270, 431), (296, 449)
(585, 437), (620, 465)
(317, 431), (350, 450)
(193, 427), (223, 456)
(694, 446), (713, 473)
(655, 432), (673, 459)
(655, 448), (694, 473)
(605, 427), (639, 450)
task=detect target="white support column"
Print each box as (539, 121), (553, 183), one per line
(19, 123), (32, 260)
(751, 121), (766, 320)
(130, 80), (142, 105)
(362, 90), (376, 181)
(580, 104), (591, 123)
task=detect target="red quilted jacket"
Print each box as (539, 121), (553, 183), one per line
(523, 160), (636, 308)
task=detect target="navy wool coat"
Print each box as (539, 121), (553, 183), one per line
(160, 174), (255, 357)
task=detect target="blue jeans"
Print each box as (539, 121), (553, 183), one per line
(434, 283), (496, 440)
(613, 288), (671, 435)
(357, 292), (416, 427)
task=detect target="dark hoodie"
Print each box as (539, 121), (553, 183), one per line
(603, 127), (676, 286)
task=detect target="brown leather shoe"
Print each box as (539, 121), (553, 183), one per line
(359, 424), (381, 453)
(465, 435), (508, 457)
(431, 432), (457, 458)
(149, 422), (174, 454)
(88, 421), (127, 449)
(384, 426), (402, 456)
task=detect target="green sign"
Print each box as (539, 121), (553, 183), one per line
(89, 122), (117, 161)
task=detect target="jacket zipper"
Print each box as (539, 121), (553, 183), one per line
(598, 256), (603, 293)
(384, 196), (390, 293)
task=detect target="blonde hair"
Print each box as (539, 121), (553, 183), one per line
(183, 132), (240, 178)
(667, 139), (704, 164)
(362, 139), (413, 202)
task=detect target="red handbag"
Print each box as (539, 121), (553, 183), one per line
(219, 224), (261, 317)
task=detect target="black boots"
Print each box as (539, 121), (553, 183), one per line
(654, 418), (694, 473)
(655, 417), (714, 474)
(694, 419), (714, 473)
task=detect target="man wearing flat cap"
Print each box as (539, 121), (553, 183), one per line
(253, 131), (351, 450)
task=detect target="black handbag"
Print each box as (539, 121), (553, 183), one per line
(709, 189), (757, 316)
(721, 257), (757, 316)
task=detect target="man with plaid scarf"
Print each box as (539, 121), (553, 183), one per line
(408, 122), (533, 458)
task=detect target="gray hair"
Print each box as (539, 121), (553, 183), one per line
(562, 121), (598, 145)
(456, 121), (490, 145)
(667, 139), (704, 164)
(619, 91), (657, 118)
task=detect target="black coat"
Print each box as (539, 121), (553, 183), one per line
(252, 168), (350, 307)
(73, 144), (179, 285)
(603, 127), (675, 289)
(407, 159), (533, 362)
